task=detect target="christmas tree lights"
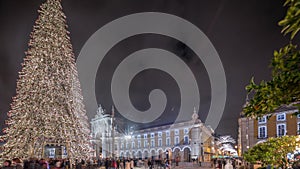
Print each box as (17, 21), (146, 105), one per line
(0, 0), (91, 162)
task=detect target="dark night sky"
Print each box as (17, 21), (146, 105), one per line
(0, 0), (289, 139)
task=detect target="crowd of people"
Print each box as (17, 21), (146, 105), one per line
(0, 158), (70, 169)
(0, 157), (172, 169)
(96, 157), (171, 169)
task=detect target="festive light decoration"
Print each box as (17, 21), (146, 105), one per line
(0, 0), (91, 162)
(216, 135), (236, 145)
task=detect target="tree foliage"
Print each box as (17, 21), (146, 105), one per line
(243, 136), (298, 167)
(243, 0), (300, 117)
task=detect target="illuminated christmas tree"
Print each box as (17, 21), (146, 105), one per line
(0, 0), (91, 161)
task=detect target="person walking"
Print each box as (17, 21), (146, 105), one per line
(125, 160), (130, 169)
(148, 160), (152, 169)
(130, 159), (134, 169)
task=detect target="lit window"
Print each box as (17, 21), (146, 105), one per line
(184, 128), (189, 134)
(258, 126), (267, 138)
(175, 136), (179, 145)
(277, 123), (286, 137)
(175, 129), (179, 135)
(158, 132), (162, 137)
(151, 133), (155, 138)
(151, 140), (155, 147)
(277, 113), (286, 121)
(258, 116), (266, 124)
(158, 139), (162, 147)
(166, 137), (170, 146)
(166, 131), (170, 137)
(184, 136), (189, 144)
(144, 134), (147, 139)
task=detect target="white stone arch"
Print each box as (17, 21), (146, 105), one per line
(124, 150), (130, 158)
(164, 147), (172, 152)
(256, 139), (267, 145)
(157, 148), (164, 152)
(125, 151), (130, 158)
(142, 149), (149, 153)
(137, 149), (143, 152)
(143, 149), (149, 159)
(172, 146), (181, 152)
(181, 146), (191, 152)
(120, 151), (124, 158)
(149, 148), (157, 154)
(173, 146), (181, 159)
(182, 146), (191, 162)
(157, 149), (164, 159)
(136, 150), (143, 159)
(131, 150), (136, 158)
(150, 149), (157, 160)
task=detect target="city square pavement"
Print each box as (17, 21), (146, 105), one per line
(98, 164), (212, 169)
(137, 163), (213, 169)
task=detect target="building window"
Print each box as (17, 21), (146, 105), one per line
(144, 140), (148, 148)
(151, 140), (155, 147)
(297, 113), (300, 119)
(166, 137), (170, 146)
(298, 122), (300, 135)
(126, 143), (128, 149)
(277, 113), (286, 121)
(151, 133), (155, 138)
(184, 135), (189, 144)
(158, 132), (162, 137)
(121, 143), (124, 149)
(138, 141), (141, 148)
(184, 128), (189, 134)
(166, 131), (170, 137)
(277, 123), (286, 137)
(175, 129), (179, 135)
(158, 139), (162, 147)
(258, 116), (267, 124)
(258, 126), (267, 138)
(144, 134), (147, 139)
(175, 136), (179, 145)
(132, 142), (135, 148)
(137, 135), (141, 139)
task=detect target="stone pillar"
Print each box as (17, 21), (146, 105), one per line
(191, 127), (201, 159)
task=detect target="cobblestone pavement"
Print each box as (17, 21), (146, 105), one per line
(132, 164), (212, 169)
(98, 163), (213, 169)
(132, 167), (212, 169)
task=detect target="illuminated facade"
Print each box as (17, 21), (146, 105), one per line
(90, 105), (113, 158)
(90, 107), (215, 162)
(238, 107), (299, 154)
